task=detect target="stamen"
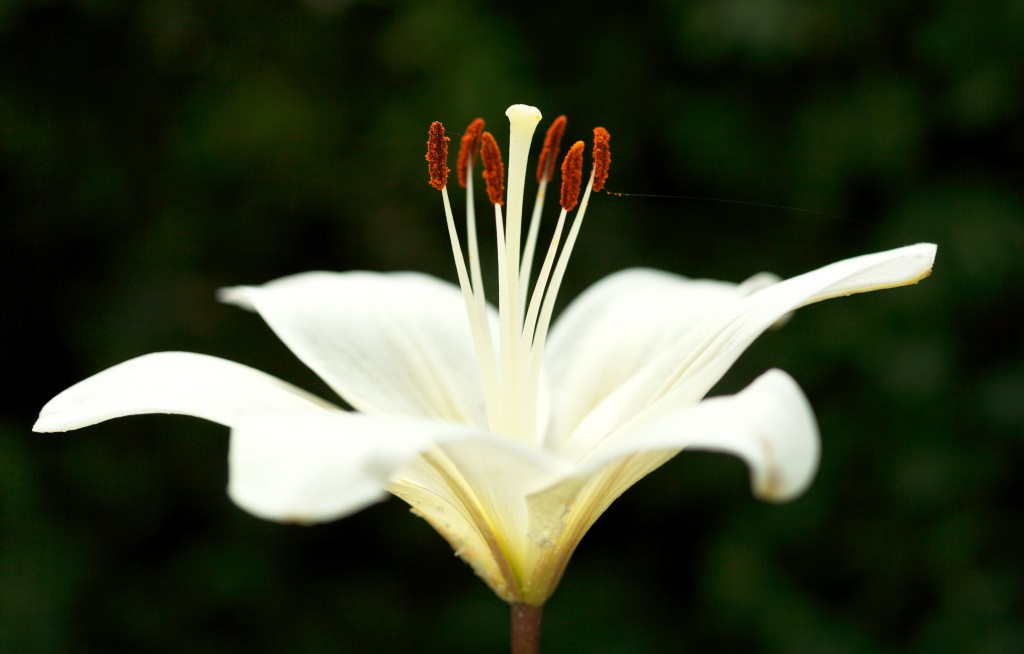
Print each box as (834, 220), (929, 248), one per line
(530, 126), (604, 448)
(480, 132), (505, 206)
(426, 121), (450, 190)
(461, 119), (489, 354)
(457, 118), (485, 188)
(519, 115), (561, 327)
(559, 141), (585, 211)
(536, 115), (567, 183)
(438, 169), (498, 432)
(592, 127), (611, 192)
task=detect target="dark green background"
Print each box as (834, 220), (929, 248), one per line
(3, 1), (1022, 652)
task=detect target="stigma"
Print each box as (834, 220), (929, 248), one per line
(425, 105), (611, 445)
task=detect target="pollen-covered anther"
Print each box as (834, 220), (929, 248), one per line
(426, 121), (450, 190)
(592, 127), (611, 192)
(480, 131), (505, 206)
(457, 118), (485, 188)
(536, 115), (567, 183)
(560, 141), (585, 211)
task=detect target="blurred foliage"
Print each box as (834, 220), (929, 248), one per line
(3, 0), (1022, 652)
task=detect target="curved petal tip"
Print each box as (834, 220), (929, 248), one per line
(743, 369), (820, 503)
(34, 352), (333, 433)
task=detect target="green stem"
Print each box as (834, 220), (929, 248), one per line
(510, 603), (543, 654)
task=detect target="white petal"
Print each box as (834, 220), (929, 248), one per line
(34, 352), (335, 432)
(228, 411), (568, 530)
(229, 412), (460, 523)
(658, 243), (936, 406)
(576, 369), (819, 502)
(220, 271), (492, 426)
(544, 268), (778, 445)
(564, 244), (935, 455)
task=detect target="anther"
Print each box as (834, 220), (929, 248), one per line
(592, 127), (611, 192)
(536, 115), (567, 183)
(560, 141), (585, 211)
(480, 131), (505, 206)
(457, 118), (485, 188)
(426, 121), (450, 190)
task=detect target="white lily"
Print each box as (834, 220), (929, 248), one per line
(35, 104), (935, 608)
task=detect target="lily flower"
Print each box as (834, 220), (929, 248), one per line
(35, 104), (935, 612)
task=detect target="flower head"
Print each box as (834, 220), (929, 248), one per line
(35, 104), (936, 607)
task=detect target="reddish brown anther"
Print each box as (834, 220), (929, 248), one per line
(559, 141), (585, 211)
(426, 121), (450, 190)
(480, 131), (505, 206)
(457, 118), (485, 188)
(592, 127), (611, 192)
(536, 115), (568, 183)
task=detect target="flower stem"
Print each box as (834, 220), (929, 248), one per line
(510, 603), (543, 654)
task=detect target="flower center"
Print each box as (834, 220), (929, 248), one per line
(426, 105), (611, 446)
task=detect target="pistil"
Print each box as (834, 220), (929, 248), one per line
(502, 106), (543, 438)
